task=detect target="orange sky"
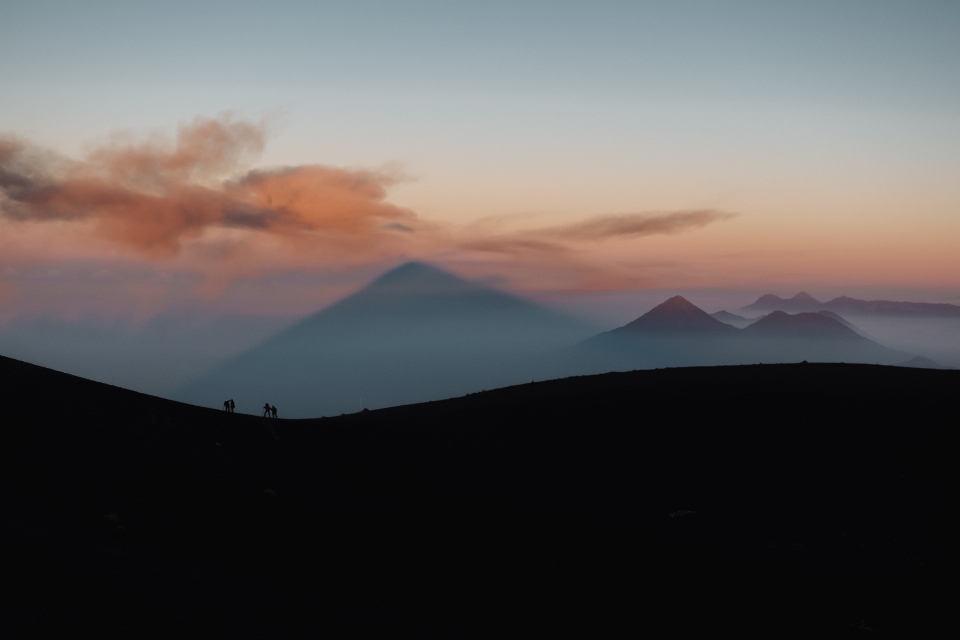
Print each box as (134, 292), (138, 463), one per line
(1, 113), (959, 321)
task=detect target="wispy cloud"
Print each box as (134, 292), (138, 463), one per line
(453, 210), (737, 258)
(537, 210), (737, 241)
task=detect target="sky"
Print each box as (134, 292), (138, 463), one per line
(2, 0), (960, 324)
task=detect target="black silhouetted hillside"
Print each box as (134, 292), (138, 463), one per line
(2, 353), (958, 636)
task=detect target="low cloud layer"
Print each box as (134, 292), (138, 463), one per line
(0, 116), (416, 256)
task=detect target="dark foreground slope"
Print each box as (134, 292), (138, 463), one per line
(2, 354), (959, 636)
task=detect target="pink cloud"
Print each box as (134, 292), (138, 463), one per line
(0, 115), (417, 257)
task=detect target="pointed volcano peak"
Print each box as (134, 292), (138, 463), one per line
(617, 295), (733, 334)
(654, 295), (701, 312)
(791, 291), (821, 304)
(364, 262), (480, 296)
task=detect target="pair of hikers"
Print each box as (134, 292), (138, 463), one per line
(262, 403), (278, 419)
(222, 399), (235, 413)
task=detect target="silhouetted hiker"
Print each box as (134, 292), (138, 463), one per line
(271, 405), (278, 419)
(223, 400), (230, 411)
(229, 399), (235, 413)
(263, 403), (271, 417)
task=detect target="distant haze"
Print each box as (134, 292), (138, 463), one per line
(0, 2), (958, 394)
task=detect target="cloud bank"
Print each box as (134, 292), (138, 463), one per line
(0, 116), (416, 257)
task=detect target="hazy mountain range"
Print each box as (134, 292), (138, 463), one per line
(177, 263), (932, 416)
(739, 291), (960, 317)
(565, 296), (910, 376)
(711, 308), (872, 337)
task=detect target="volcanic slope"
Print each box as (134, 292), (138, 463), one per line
(567, 296), (908, 374)
(3, 353), (957, 636)
(710, 309), (756, 328)
(177, 262), (591, 417)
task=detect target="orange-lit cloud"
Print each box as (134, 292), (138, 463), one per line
(0, 115), (417, 257)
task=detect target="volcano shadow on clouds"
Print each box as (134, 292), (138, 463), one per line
(176, 262), (593, 417)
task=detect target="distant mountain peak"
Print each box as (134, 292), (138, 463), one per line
(618, 295), (733, 334)
(740, 292), (824, 314)
(658, 295), (700, 311)
(744, 310), (861, 340)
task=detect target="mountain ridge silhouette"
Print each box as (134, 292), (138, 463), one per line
(741, 292), (960, 317)
(569, 296), (908, 374)
(617, 295), (736, 334)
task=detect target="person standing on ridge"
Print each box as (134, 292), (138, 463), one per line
(263, 403), (271, 417)
(229, 399), (235, 413)
(271, 405), (278, 419)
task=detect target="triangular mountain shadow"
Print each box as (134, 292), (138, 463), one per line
(176, 262), (592, 417)
(356, 261), (481, 295)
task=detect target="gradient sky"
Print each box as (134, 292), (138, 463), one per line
(2, 0), (960, 320)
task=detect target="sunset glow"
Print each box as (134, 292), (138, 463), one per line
(1, 1), (958, 319)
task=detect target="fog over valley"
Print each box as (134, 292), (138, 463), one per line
(2, 262), (956, 416)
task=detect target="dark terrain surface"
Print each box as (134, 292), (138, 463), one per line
(2, 354), (958, 636)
